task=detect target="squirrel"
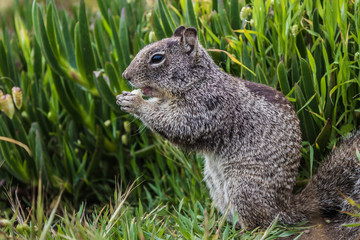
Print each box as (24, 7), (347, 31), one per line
(116, 26), (360, 239)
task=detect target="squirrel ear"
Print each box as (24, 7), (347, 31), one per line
(182, 27), (198, 55)
(173, 26), (186, 37)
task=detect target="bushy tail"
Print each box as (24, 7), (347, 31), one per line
(296, 132), (360, 239)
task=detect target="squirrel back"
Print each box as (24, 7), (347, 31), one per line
(296, 132), (360, 238)
(117, 26), (360, 239)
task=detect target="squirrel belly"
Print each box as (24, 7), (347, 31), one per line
(117, 26), (360, 238)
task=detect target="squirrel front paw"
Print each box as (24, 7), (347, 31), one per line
(116, 90), (144, 115)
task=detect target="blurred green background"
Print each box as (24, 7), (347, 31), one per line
(0, 0), (359, 238)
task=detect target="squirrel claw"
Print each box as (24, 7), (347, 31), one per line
(116, 92), (144, 115)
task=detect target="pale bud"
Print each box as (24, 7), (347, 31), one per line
(0, 94), (15, 119)
(123, 121), (131, 134)
(12, 86), (23, 109)
(246, 6), (252, 16)
(21, 111), (29, 119)
(16, 223), (30, 234)
(240, 7), (248, 20)
(291, 25), (299, 37)
(121, 134), (128, 145)
(355, 52), (360, 61)
(241, 6), (252, 20)
(104, 120), (111, 127)
(250, 19), (255, 27)
(0, 219), (11, 227)
(149, 31), (156, 43)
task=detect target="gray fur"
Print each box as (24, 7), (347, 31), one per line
(116, 26), (360, 238)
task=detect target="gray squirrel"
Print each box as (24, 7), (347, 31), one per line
(116, 26), (360, 238)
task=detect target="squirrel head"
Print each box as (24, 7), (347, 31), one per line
(122, 26), (208, 98)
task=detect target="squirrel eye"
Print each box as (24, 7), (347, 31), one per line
(150, 54), (165, 64)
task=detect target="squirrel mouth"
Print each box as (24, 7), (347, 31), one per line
(141, 87), (153, 96)
(141, 86), (161, 97)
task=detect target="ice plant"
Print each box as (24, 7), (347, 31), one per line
(240, 6), (252, 20)
(291, 25), (299, 37)
(12, 86), (23, 109)
(0, 94), (15, 119)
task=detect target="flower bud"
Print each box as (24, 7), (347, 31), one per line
(146, 12), (152, 23)
(121, 134), (128, 145)
(0, 233), (7, 240)
(241, 6), (252, 20)
(104, 120), (111, 127)
(16, 223), (29, 234)
(246, 6), (252, 16)
(12, 87), (23, 109)
(0, 219), (11, 227)
(21, 111), (29, 119)
(250, 19), (255, 27)
(291, 25), (299, 37)
(123, 121), (131, 134)
(149, 31), (156, 43)
(355, 52), (360, 61)
(0, 94), (15, 119)
(240, 7), (248, 20)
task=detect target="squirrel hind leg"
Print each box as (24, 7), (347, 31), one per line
(334, 181), (360, 239)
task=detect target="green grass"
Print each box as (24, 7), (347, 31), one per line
(0, 139), (308, 239)
(0, 0), (360, 238)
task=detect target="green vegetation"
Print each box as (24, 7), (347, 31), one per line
(0, 0), (359, 238)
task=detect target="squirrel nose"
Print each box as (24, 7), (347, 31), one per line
(122, 70), (131, 81)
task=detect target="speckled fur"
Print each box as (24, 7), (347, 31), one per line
(116, 26), (360, 237)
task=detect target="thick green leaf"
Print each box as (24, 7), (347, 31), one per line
(119, 8), (131, 66)
(296, 31), (307, 59)
(46, 4), (60, 59)
(32, 2), (64, 77)
(313, 118), (332, 151)
(78, 0), (96, 86)
(109, 12), (127, 72)
(51, 71), (85, 122)
(242, 43), (253, 81)
(291, 55), (299, 85)
(2, 16), (18, 84)
(185, 0), (198, 28)
(94, 18), (109, 67)
(152, 10), (166, 40)
(295, 83), (317, 143)
(97, 0), (109, 23)
(255, 64), (269, 85)
(158, 0), (175, 36)
(230, 0), (240, 30)
(105, 62), (122, 93)
(61, 12), (77, 68)
(87, 125), (104, 177)
(0, 40), (9, 77)
(94, 71), (122, 113)
(217, 0), (233, 36)
(299, 58), (317, 111)
(277, 61), (290, 95)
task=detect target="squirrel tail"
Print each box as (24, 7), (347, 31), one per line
(295, 132), (360, 238)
